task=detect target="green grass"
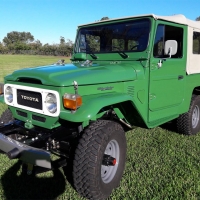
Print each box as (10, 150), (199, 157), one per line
(0, 55), (200, 199)
(0, 54), (70, 82)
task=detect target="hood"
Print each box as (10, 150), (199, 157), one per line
(5, 63), (138, 86)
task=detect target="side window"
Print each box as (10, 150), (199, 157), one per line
(193, 32), (200, 54)
(153, 25), (164, 57)
(153, 24), (183, 58)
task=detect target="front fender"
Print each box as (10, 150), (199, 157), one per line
(59, 92), (132, 123)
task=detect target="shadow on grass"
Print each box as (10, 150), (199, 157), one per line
(160, 119), (178, 133)
(1, 161), (66, 200)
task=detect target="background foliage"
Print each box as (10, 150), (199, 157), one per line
(0, 17), (111, 57)
(0, 32), (74, 57)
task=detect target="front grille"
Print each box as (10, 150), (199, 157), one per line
(17, 110), (27, 117)
(32, 115), (46, 122)
(17, 89), (42, 110)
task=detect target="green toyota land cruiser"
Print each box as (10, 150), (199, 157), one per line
(0, 14), (200, 199)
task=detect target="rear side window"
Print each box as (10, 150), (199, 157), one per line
(193, 32), (200, 54)
(153, 24), (183, 58)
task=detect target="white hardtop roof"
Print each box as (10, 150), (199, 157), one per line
(79, 14), (200, 29)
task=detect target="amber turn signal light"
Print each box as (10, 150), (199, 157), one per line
(0, 83), (4, 95)
(63, 93), (82, 110)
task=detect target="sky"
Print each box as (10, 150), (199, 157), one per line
(0, 0), (199, 45)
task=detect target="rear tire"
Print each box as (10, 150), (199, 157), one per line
(73, 120), (127, 199)
(177, 95), (200, 135)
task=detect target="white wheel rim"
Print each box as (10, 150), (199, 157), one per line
(192, 105), (199, 128)
(101, 139), (119, 183)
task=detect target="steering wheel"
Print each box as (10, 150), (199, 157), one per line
(130, 45), (139, 50)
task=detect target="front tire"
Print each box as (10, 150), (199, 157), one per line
(0, 108), (14, 125)
(73, 120), (127, 199)
(177, 95), (200, 135)
(0, 108), (18, 141)
(0, 108), (15, 153)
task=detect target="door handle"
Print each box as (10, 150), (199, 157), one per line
(178, 75), (184, 80)
(157, 59), (166, 69)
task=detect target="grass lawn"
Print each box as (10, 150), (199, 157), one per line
(0, 54), (69, 82)
(0, 55), (200, 200)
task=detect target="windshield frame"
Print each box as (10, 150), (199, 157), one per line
(75, 18), (151, 54)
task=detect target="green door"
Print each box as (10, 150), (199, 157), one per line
(149, 23), (185, 122)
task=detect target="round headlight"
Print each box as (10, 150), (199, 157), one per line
(5, 86), (13, 103)
(45, 93), (57, 113)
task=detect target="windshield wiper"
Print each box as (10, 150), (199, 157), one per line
(112, 46), (129, 58)
(85, 48), (98, 59)
(89, 53), (98, 59)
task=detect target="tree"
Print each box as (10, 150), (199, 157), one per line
(60, 36), (65, 45)
(65, 39), (73, 47)
(3, 31), (34, 46)
(0, 42), (7, 53)
(86, 35), (100, 52)
(1, 31), (74, 56)
(196, 16), (200, 21)
(100, 17), (109, 21)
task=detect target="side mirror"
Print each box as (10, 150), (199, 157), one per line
(164, 40), (177, 58)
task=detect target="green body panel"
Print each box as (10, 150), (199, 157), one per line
(3, 16), (200, 130)
(10, 106), (60, 129)
(60, 93), (132, 122)
(5, 63), (136, 86)
(147, 20), (187, 126)
(0, 95), (4, 104)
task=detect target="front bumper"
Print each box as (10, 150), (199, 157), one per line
(0, 133), (51, 169)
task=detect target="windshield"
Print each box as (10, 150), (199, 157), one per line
(75, 18), (150, 54)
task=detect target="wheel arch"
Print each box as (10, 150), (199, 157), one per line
(59, 93), (146, 128)
(99, 101), (147, 129)
(180, 87), (200, 115)
(193, 87), (200, 96)
(177, 94), (200, 135)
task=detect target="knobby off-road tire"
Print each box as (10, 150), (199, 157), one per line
(0, 108), (17, 140)
(177, 95), (200, 135)
(73, 120), (127, 200)
(0, 108), (14, 125)
(0, 108), (15, 153)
